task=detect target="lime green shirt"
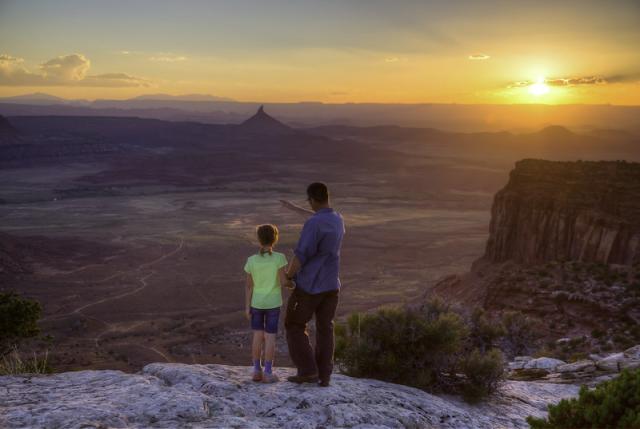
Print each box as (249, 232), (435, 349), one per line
(244, 251), (288, 309)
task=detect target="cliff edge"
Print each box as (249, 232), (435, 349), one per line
(482, 159), (640, 266)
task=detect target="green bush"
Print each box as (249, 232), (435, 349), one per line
(527, 368), (640, 429)
(335, 300), (505, 402)
(0, 291), (42, 355)
(469, 308), (505, 353)
(461, 348), (504, 403)
(501, 310), (540, 356)
(335, 304), (467, 390)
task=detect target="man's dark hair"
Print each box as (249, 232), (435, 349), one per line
(307, 182), (329, 203)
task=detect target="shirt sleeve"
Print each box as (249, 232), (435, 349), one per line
(294, 219), (319, 265)
(243, 257), (252, 274)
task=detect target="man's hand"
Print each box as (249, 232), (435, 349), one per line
(279, 199), (314, 216)
(284, 278), (296, 290)
(244, 308), (251, 321)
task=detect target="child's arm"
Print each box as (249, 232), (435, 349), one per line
(244, 274), (253, 320)
(279, 199), (314, 217)
(278, 267), (294, 289)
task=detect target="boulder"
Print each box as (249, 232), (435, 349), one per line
(623, 345), (640, 360)
(596, 352), (626, 372)
(523, 357), (566, 371)
(555, 360), (596, 373)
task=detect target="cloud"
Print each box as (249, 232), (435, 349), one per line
(545, 76), (607, 86)
(82, 73), (152, 87)
(0, 53), (152, 87)
(385, 57), (400, 63)
(507, 73), (640, 89)
(149, 54), (187, 62)
(468, 53), (490, 60)
(40, 54), (90, 81)
(0, 54), (24, 64)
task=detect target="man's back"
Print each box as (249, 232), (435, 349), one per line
(294, 207), (345, 294)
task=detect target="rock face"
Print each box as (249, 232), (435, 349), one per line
(482, 159), (640, 266)
(0, 363), (580, 429)
(239, 106), (293, 135)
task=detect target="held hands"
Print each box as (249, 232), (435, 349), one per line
(283, 278), (296, 290)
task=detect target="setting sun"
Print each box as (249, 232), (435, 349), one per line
(529, 78), (550, 96)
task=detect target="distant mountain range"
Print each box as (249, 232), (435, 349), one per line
(0, 92), (639, 134)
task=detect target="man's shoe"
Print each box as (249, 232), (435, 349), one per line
(287, 374), (319, 384)
(318, 379), (330, 387)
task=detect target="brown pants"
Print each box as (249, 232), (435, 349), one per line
(285, 288), (339, 381)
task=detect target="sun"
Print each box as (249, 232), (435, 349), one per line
(528, 77), (550, 96)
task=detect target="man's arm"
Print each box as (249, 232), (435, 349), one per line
(280, 199), (314, 217)
(285, 255), (302, 280)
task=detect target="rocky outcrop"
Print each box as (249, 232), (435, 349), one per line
(238, 106), (294, 135)
(0, 363), (580, 429)
(482, 159), (640, 266)
(508, 345), (640, 385)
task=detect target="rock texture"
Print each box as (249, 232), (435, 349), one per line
(508, 345), (640, 385)
(0, 363), (580, 429)
(482, 159), (640, 266)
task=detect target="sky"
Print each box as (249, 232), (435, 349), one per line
(0, 0), (639, 104)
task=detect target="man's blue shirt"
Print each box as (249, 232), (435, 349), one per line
(294, 207), (345, 294)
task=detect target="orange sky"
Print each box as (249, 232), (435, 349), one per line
(1, 1), (639, 104)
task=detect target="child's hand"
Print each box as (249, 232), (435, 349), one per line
(284, 279), (296, 290)
(244, 308), (251, 321)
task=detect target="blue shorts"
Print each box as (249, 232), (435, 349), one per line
(250, 307), (280, 334)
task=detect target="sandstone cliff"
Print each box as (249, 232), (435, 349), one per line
(482, 159), (640, 266)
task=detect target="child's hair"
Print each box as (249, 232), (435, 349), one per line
(256, 224), (279, 256)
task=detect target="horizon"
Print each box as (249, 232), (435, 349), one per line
(2, 91), (640, 107)
(1, 0), (639, 105)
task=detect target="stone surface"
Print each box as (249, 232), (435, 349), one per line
(556, 360), (596, 373)
(624, 345), (640, 360)
(523, 357), (566, 371)
(0, 363), (580, 429)
(596, 352), (626, 372)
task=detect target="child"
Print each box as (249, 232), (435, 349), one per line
(244, 224), (291, 383)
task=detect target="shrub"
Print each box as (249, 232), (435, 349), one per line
(335, 304), (467, 391)
(460, 348), (504, 403)
(500, 311), (540, 357)
(335, 300), (506, 402)
(0, 291), (42, 355)
(469, 308), (505, 353)
(0, 346), (51, 375)
(527, 368), (640, 429)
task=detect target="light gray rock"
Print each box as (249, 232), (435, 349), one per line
(596, 352), (626, 372)
(556, 360), (596, 373)
(624, 345), (640, 360)
(523, 358), (566, 371)
(0, 363), (581, 429)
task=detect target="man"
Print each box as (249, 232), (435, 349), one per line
(284, 182), (345, 387)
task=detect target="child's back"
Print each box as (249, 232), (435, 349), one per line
(244, 251), (287, 309)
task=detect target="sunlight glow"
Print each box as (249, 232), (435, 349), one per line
(528, 77), (550, 96)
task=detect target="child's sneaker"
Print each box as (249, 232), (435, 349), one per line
(262, 372), (279, 383)
(252, 370), (263, 382)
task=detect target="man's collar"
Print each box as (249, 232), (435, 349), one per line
(315, 207), (334, 214)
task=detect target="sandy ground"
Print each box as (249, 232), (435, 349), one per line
(1, 160), (497, 372)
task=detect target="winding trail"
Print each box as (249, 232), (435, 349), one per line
(42, 236), (184, 322)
